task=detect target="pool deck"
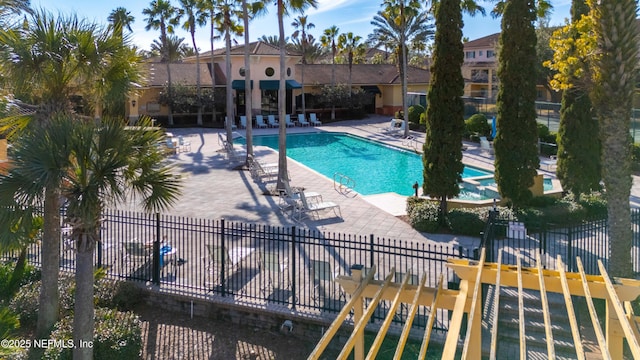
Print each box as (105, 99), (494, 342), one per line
(118, 114), (640, 251)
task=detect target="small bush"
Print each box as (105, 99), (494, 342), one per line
(465, 114), (490, 137)
(408, 105), (425, 126)
(44, 308), (142, 360)
(527, 195), (558, 208)
(447, 208), (487, 236)
(0, 307), (20, 339)
(9, 276), (75, 327)
(408, 200), (441, 233)
(111, 282), (145, 311)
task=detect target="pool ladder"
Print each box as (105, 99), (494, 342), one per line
(333, 173), (355, 194)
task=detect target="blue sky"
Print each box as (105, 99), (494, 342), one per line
(32, 0), (572, 52)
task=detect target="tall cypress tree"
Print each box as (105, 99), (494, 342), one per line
(422, 0), (464, 216)
(556, 0), (601, 197)
(493, 0), (539, 207)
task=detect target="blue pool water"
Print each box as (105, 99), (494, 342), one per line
(237, 132), (492, 196)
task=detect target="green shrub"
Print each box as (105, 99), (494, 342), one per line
(465, 114), (490, 137)
(527, 195), (558, 208)
(96, 280), (145, 311)
(44, 308), (142, 360)
(408, 105), (425, 126)
(0, 307), (19, 339)
(408, 200), (441, 232)
(632, 143), (640, 172)
(578, 192), (607, 218)
(9, 276), (75, 327)
(447, 208), (487, 236)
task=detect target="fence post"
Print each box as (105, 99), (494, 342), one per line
(291, 226), (296, 310)
(152, 212), (161, 286)
(567, 226), (573, 272)
(369, 234), (374, 269)
(221, 218), (226, 296)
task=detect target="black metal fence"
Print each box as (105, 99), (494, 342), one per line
(480, 208), (640, 276)
(10, 208), (472, 331)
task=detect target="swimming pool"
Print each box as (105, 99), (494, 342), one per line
(238, 132), (493, 196)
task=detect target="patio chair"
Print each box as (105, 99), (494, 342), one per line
(278, 181), (322, 218)
(165, 137), (180, 154)
(297, 191), (341, 220)
(249, 157), (277, 181)
(479, 136), (493, 154)
(255, 115), (268, 128)
(121, 240), (151, 271)
(380, 119), (398, 134)
(240, 116), (248, 129)
(178, 135), (191, 152)
(284, 114), (296, 127)
(267, 115), (278, 127)
(309, 113), (322, 126)
(310, 260), (344, 306)
(297, 114), (311, 127)
(260, 250), (290, 293)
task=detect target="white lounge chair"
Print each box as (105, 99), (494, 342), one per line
(309, 113), (322, 126)
(249, 157), (277, 181)
(479, 136), (493, 154)
(297, 114), (311, 127)
(178, 135), (191, 152)
(278, 181), (322, 217)
(240, 116), (247, 129)
(285, 115), (296, 127)
(380, 119), (398, 133)
(297, 191), (341, 220)
(255, 115), (268, 128)
(267, 115), (278, 127)
(391, 120), (406, 137)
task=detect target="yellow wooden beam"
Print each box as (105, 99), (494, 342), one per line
(417, 274), (443, 359)
(337, 269), (396, 360)
(536, 251), (555, 359)
(442, 279), (469, 359)
(489, 250), (503, 360)
(624, 302), (640, 342)
(366, 270), (412, 360)
(517, 252), (526, 360)
(394, 272), (430, 360)
(597, 260), (640, 359)
(447, 259), (640, 301)
(308, 265), (377, 360)
(556, 256), (585, 360)
(577, 258), (611, 360)
(461, 247), (486, 359)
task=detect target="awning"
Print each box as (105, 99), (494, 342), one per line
(259, 80), (303, 90)
(232, 80), (253, 90)
(361, 85), (381, 94)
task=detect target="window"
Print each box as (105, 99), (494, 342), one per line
(465, 51), (476, 59)
(265, 67), (275, 77)
(487, 50), (495, 58)
(239, 67), (245, 76)
(479, 50), (483, 56)
(286, 67), (291, 76)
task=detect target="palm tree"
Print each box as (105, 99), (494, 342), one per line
(0, 10), (143, 340)
(272, 0), (317, 191)
(337, 32), (365, 97)
(177, 0), (208, 126)
(241, 1), (267, 165)
(320, 25), (339, 121)
(151, 34), (192, 61)
(212, 0), (244, 144)
(108, 7), (134, 40)
(143, 0), (180, 126)
(0, 0), (31, 27)
(259, 34), (286, 46)
(371, 0), (433, 138)
(590, 0), (639, 277)
(200, 0), (220, 124)
(291, 15), (314, 117)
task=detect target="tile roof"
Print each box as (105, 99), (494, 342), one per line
(297, 64), (430, 85)
(196, 41), (301, 58)
(464, 33), (500, 49)
(142, 62), (226, 87)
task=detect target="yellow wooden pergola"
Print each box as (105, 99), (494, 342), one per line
(308, 249), (640, 359)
